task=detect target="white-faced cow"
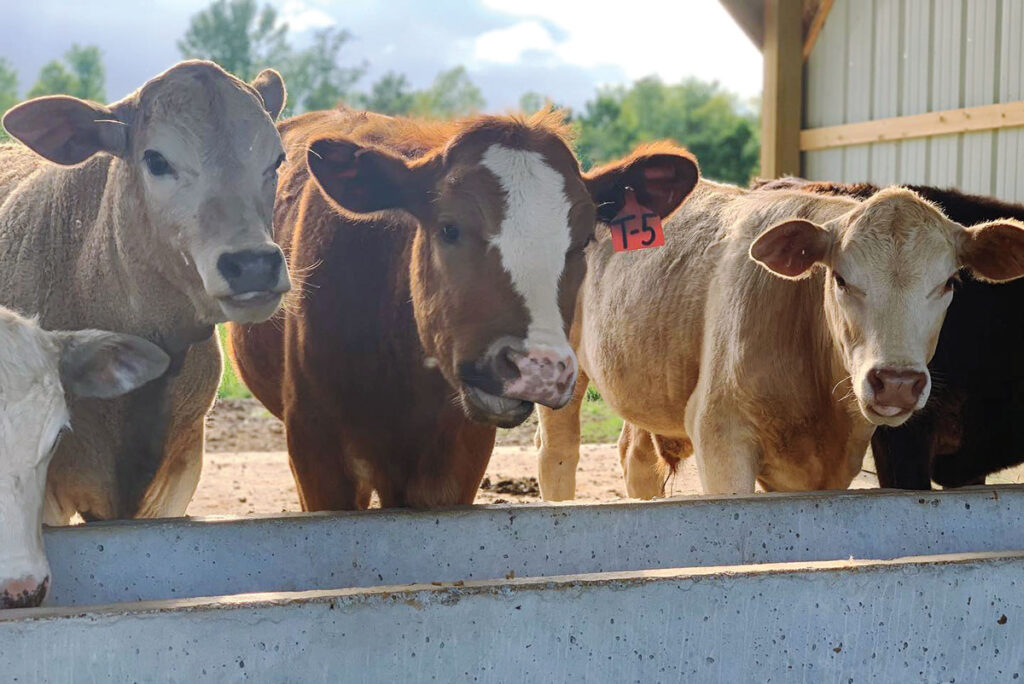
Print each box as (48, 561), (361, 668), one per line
(0, 307), (167, 608)
(229, 109), (699, 509)
(0, 61), (290, 522)
(535, 180), (1024, 499)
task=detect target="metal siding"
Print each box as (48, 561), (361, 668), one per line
(804, 0), (1023, 201)
(960, 0), (998, 194)
(870, 0), (903, 184)
(927, 0), (962, 187)
(997, 0), (1024, 202)
(804, 0), (848, 179)
(899, 0), (931, 184)
(843, 0), (874, 180)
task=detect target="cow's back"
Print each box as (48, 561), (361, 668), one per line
(580, 181), (858, 436)
(578, 182), (732, 432)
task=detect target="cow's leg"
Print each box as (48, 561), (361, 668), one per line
(382, 422), (496, 508)
(871, 423), (933, 490)
(689, 398), (759, 495)
(536, 369), (588, 501)
(135, 420), (203, 518)
(285, 409), (371, 511)
(618, 423), (667, 499)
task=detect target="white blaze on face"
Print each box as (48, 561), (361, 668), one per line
(481, 144), (573, 352)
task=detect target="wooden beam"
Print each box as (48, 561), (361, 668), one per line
(800, 101), (1024, 151)
(802, 0), (834, 60)
(761, 0), (804, 178)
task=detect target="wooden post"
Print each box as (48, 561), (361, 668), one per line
(761, 0), (803, 178)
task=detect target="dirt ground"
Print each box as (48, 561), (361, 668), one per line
(192, 398), (887, 516)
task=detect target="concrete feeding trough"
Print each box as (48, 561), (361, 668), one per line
(3, 487), (1022, 681)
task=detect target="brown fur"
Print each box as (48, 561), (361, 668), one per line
(229, 108), (698, 509)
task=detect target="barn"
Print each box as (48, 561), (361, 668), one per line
(723, 0), (1024, 201)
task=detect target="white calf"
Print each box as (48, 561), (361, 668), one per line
(0, 308), (167, 608)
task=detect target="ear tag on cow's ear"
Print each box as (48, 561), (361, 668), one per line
(609, 189), (665, 253)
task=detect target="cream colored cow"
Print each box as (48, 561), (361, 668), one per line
(0, 307), (167, 608)
(536, 180), (1024, 499)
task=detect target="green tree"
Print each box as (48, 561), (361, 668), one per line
(574, 76), (759, 185)
(178, 0), (289, 81)
(64, 45), (106, 101)
(0, 59), (18, 140)
(284, 28), (364, 113)
(360, 71), (415, 115)
(412, 67), (484, 119)
(27, 44), (107, 101)
(518, 91), (548, 114)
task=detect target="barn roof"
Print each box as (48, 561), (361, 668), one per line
(719, 0), (831, 55)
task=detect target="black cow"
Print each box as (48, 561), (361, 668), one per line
(754, 177), (1024, 489)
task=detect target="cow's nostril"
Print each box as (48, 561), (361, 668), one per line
(217, 250), (282, 294)
(218, 254), (243, 280)
(867, 369), (885, 394)
(495, 347), (521, 382)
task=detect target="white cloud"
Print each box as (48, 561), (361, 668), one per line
(478, 0), (762, 98)
(474, 21), (557, 64)
(280, 0), (335, 33)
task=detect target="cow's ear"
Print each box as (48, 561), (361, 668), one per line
(3, 95), (129, 165)
(307, 136), (438, 215)
(251, 69), (286, 120)
(750, 219), (833, 279)
(56, 331), (170, 399)
(585, 143), (699, 222)
(959, 220), (1024, 282)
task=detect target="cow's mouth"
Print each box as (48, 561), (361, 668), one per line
(217, 291), (284, 324)
(223, 291), (280, 307)
(865, 402), (914, 425)
(461, 385), (534, 428)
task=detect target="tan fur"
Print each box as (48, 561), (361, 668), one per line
(536, 180), (1018, 498)
(0, 62), (286, 522)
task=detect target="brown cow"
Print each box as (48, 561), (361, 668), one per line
(229, 108), (698, 509)
(535, 180), (1024, 499)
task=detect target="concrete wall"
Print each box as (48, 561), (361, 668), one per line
(3, 552), (1022, 683)
(43, 486), (1024, 606)
(804, 0), (1024, 202)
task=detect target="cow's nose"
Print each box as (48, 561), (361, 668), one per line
(217, 249), (284, 294)
(0, 575), (49, 609)
(496, 344), (577, 408)
(868, 368), (928, 411)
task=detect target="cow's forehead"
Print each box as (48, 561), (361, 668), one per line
(0, 313), (60, 398)
(840, 196), (958, 280)
(137, 71), (279, 159)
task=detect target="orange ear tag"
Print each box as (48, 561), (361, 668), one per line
(609, 189), (665, 252)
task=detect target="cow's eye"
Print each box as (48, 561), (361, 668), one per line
(944, 274), (961, 293)
(440, 224), (460, 244)
(143, 150), (173, 177)
(833, 272), (847, 290)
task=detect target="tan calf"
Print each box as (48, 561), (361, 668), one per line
(0, 61), (290, 522)
(537, 181), (1024, 499)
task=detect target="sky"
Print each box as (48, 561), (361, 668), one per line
(1, 0), (762, 112)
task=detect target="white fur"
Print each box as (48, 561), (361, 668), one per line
(481, 144), (574, 354)
(0, 310), (68, 596)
